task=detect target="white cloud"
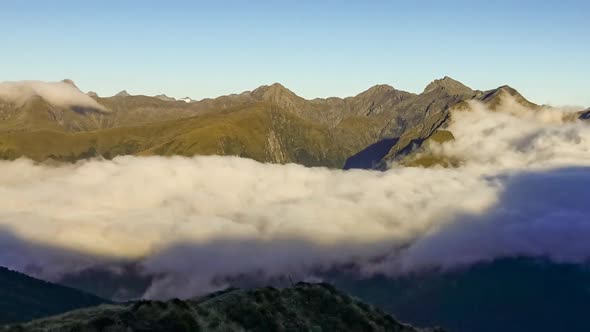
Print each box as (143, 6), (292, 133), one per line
(0, 80), (108, 112)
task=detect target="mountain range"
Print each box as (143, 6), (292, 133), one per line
(2, 77), (579, 168)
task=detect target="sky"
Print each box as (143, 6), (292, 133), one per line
(0, 0), (588, 106)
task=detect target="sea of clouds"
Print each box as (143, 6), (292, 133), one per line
(0, 96), (589, 298)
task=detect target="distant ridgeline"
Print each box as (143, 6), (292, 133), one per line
(1, 78), (584, 169)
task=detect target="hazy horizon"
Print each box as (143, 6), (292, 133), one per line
(1, 0), (588, 106)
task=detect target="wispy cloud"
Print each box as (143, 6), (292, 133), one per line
(0, 80), (108, 112)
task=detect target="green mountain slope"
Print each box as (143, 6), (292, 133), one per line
(0, 102), (376, 167)
(0, 266), (109, 325)
(4, 283), (444, 332)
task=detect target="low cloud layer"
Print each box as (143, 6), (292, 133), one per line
(0, 96), (589, 298)
(0, 80), (107, 112)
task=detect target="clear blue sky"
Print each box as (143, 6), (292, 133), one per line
(1, 0), (588, 106)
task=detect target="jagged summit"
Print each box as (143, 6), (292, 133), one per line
(423, 76), (473, 95)
(115, 90), (130, 97)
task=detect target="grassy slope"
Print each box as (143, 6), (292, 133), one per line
(0, 102), (378, 168)
(0, 103), (270, 162)
(399, 130), (460, 168)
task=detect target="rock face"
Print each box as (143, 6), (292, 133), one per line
(4, 283), (444, 332)
(345, 76), (478, 169)
(0, 266), (108, 325)
(0, 77), (542, 168)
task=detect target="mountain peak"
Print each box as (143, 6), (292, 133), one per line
(252, 82), (292, 95)
(367, 84), (395, 93)
(269, 82), (286, 89)
(349, 84), (414, 116)
(423, 76), (473, 95)
(61, 79), (78, 89)
(355, 84), (396, 97)
(251, 83), (303, 108)
(115, 90), (130, 97)
(495, 85), (522, 96)
(480, 85), (538, 109)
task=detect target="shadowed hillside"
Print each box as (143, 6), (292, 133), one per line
(0, 266), (109, 325)
(3, 283), (444, 332)
(333, 258), (590, 332)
